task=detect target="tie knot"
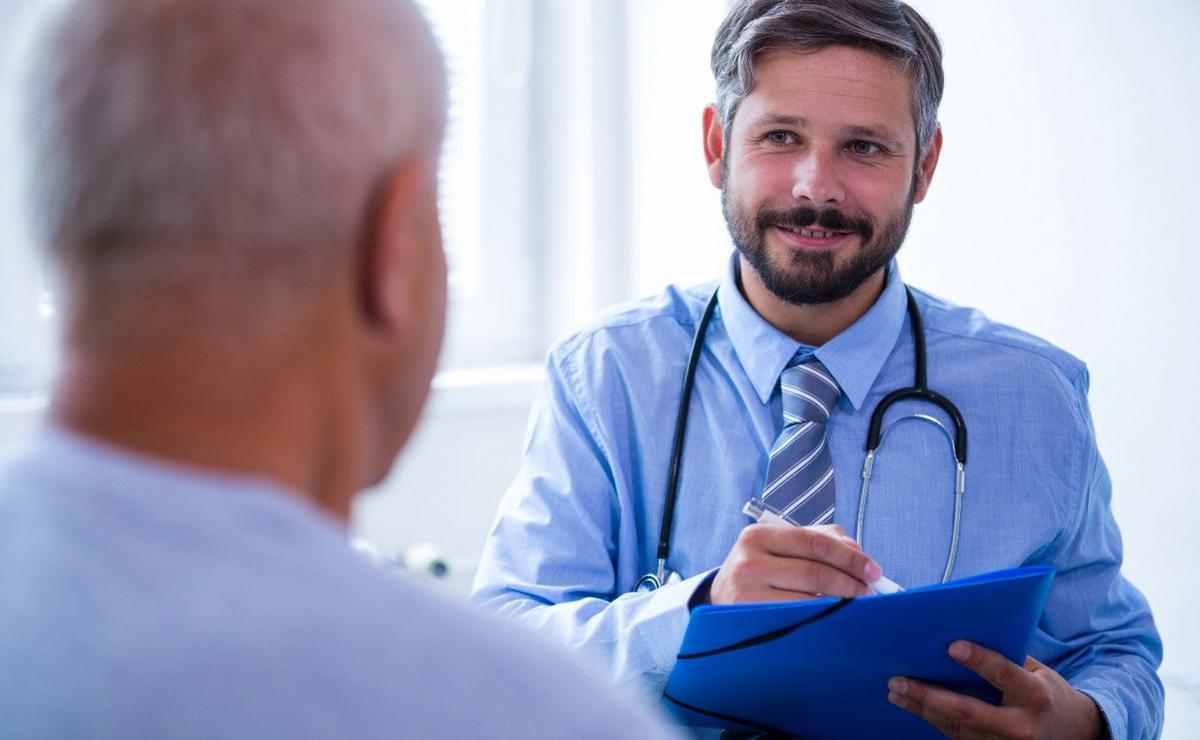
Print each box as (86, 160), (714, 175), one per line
(781, 360), (841, 424)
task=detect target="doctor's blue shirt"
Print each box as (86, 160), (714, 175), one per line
(471, 255), (1163, 739)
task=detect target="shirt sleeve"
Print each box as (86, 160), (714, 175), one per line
(1030, 368), (1164, 739)
(469, 345), (706, 696)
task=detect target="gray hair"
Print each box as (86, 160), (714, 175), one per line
(711, 0), (943, 157)
(14, 0), (445, 324)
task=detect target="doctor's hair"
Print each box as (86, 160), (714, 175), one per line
(13, 0), (445, 333)
(711, 0), (943, 158)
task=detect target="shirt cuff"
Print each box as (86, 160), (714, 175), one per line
(644, 568), (720, 676)
(1076, 686), (1121, 740)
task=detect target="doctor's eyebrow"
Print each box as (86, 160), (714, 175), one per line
(748, 114), (808, 130)
(745, 115), (906, 150)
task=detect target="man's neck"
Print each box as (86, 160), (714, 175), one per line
(49, 337), (362, 522)
(737, 256), (887, 347)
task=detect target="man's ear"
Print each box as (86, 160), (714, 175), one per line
(912, 125), (943, 204)
(357, 159), (432, 333)
(702, 104), (725, 188)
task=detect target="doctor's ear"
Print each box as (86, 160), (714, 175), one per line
(702, 104), (725, 188)
(911, 125), (943, 205)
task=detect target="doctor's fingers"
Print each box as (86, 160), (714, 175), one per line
(949, 642), (1048, 710)
(714, 559), (868, 603)
(743, 523), (879, 584)
(811, 522), (859, 544)
(888, 678), (1011, 739)
(807, 524), (862, 549)
(768, 554), (874, 599)
(721, 546), (872, 600)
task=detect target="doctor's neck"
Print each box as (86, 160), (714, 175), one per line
(736, 259), (886, 347)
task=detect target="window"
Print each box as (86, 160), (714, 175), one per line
(417, 0), (540, 369)
(418, 0), (730, 372)
(0, 0), (55, 406)
(0, 0), (733, 400)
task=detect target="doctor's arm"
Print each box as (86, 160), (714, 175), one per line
(470, 345), (888, 695)
(892, 378), (1163, 739)
(468, 350), (707, 696)
(1031, 437), (1163, 739)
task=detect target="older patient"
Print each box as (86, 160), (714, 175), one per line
(0, 1), (676, 737)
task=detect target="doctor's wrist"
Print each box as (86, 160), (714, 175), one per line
(1075, 690), (1110, 740)
(687, 570), (718, 609)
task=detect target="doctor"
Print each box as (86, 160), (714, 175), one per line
(471, 1), (1163, 737)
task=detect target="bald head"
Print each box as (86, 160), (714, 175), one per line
(15, 0), (445, 334)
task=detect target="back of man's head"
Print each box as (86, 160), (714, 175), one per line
(11, 0), (450, 505)
(16, 0), (445, 341)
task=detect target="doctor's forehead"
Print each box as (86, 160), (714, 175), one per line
(735, 48), (916, 138)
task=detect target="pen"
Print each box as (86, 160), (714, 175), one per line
(742, 498), (904, 595)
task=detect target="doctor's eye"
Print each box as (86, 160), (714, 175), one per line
(763, 130), (798, 146)
(846, 140), (882, 157)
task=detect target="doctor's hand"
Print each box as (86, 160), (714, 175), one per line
(887, 640), (1105, 739)
(701, 523), (881, 605)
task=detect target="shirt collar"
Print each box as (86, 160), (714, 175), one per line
(718, 252), (908, 410)
(28, 424), (319, 514)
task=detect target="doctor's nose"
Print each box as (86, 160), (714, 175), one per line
(791, 151), (845, 205)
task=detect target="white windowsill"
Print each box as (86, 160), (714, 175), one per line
(0, 364), (544, 444)
(426, 363), (544, 414)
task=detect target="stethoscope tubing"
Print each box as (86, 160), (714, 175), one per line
(638, 289), (721, 592)
(637, 282), (968, 593)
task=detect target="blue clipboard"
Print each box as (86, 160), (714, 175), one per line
(663, 565), (1055, 739)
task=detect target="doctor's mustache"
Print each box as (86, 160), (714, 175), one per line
(758, 206), (875, 242)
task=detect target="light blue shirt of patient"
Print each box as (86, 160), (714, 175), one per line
(0, 429), (678, 740)
(471, 254), (1164, 739)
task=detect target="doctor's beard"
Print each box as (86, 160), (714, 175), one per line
(720, 184), (915, 306)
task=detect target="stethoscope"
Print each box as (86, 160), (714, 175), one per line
(634, 284), (968, 593)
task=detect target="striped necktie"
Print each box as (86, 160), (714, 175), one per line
(760, 359), (842, 525)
